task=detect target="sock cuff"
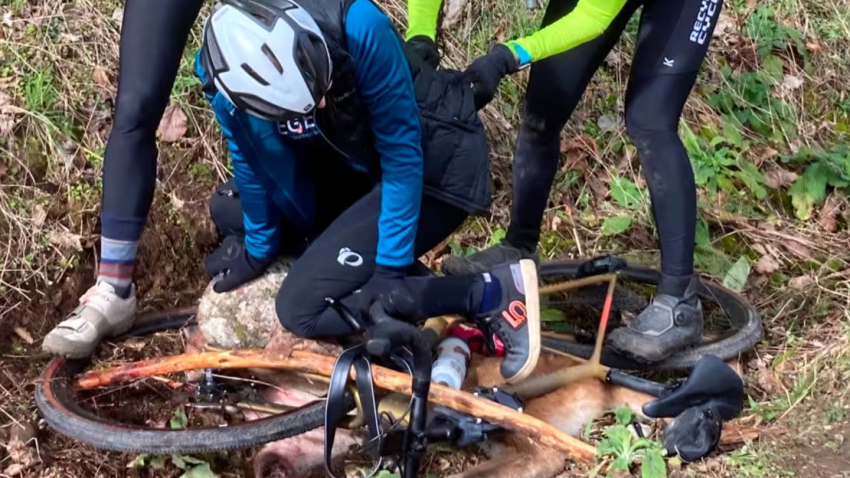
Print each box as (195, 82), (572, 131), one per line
(101, 212), (146, 242)
(101, 237), (139, 263)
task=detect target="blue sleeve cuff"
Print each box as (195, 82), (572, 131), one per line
(509, 41), (532, 66)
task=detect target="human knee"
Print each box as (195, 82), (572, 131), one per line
(625, 107), (660, 137)
(274, 285), (316, 339)
(520, 101), (568, 142)
(112, 89), (167, 132)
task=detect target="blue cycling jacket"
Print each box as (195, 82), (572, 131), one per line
(196, 0), (423, 267)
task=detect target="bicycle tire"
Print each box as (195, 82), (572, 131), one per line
(35, 309), (349, 454)
(538, 260), (763, 371)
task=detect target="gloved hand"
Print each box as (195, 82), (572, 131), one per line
(358, 265), (418, 321)
(463, 43), (520, 110)
(407, 35), (440, 69)
(205, 235), (274, 293)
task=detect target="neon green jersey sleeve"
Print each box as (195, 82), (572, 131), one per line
(507, 0), (628, 64)
(406, 0), (443, 40)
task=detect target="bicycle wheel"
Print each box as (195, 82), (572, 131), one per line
(35, 308), (350, 454)
(538, 260), (762, 371)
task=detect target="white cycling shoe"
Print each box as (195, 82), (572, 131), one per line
(42, 281), (137, 358)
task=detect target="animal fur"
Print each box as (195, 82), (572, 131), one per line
(451, 352), (654, 478)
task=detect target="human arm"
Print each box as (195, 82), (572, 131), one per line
(505, 0), (628, 64)
(406, 0), (443, 41)
(346, 0), (424, 269)
(203, 99), (281, 292)
(465, 0), (628, 108)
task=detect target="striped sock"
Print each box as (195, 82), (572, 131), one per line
(98, 237), (139, 299)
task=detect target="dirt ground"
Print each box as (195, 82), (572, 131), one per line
(1, 0), (849, 477)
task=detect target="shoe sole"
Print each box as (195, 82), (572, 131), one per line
(606, 331), (704, 366)
(505, 259), (541, 384)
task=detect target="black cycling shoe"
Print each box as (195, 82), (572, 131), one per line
(442, 240), (539, 276)
(607, 275), (703, 363)
(473, 259), (541, 383)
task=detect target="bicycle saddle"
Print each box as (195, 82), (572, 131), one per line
(642, 354), (744, 420)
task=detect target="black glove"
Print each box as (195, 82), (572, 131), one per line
(662, 403), (722, 462)
(463, 43), (520, 110)
(407, 35), (441, 69)
(358, 265), (418, 321)
(205, 235), (274, 293)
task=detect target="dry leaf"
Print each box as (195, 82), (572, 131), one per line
(755, 254), (780, 274)
(157, 105), (188, 143)
(111, 7), (124, 23)
(3, 464), (24, 477)
(783, 240), (811, 259)
(550, 213), (562, 231)
(760, 147), (779, 161)
(806, 42), (823, 52)
(443, 0), (468, 27)
(764, 168), (798, 189)
(788, 274), (814, 290)
(169, 191), (185, 211)
(780, 74), (804, 93)
(61, 33), (82, 43)
(0, 89), (11, 109)
(755, 359), (780, 394)
(493, 25), (506, 43)
(31, 204), (46, 227)
(586, 173), (608, 200)
(0, 114), (13, 136)
(818, 194), (842, 232)
(49, 230), (84, 251)
(13, 327), (34, 344)
(93, 67), (112, 91)
(604, 50), (621, 66)
(61, 3), (85, 19)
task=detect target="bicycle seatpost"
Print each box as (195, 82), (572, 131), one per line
(366, 302), (431, 478)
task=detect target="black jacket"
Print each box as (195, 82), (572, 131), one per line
(302, 0), (492, 215)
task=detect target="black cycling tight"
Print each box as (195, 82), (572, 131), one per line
(100, 0), (204, 241)
(506, 0), (722, 295)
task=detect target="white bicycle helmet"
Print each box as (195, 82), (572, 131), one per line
(202, 0), (333, 121)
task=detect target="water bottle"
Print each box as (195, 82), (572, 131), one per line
(431, 337), (471, 389)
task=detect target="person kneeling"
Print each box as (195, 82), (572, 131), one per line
(198, 0), (539, 383)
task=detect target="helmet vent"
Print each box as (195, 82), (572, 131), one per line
(261, 43), (284, 74)
(240, 63), (270, 86)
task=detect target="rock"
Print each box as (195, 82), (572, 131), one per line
(597, 114), (618, 132)
(197, 260), (292, 349)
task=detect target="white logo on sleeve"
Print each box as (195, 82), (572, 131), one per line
(690, 0), (719, 45)
(337, 248), (363, 267)
(663, 57), (675, 67)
